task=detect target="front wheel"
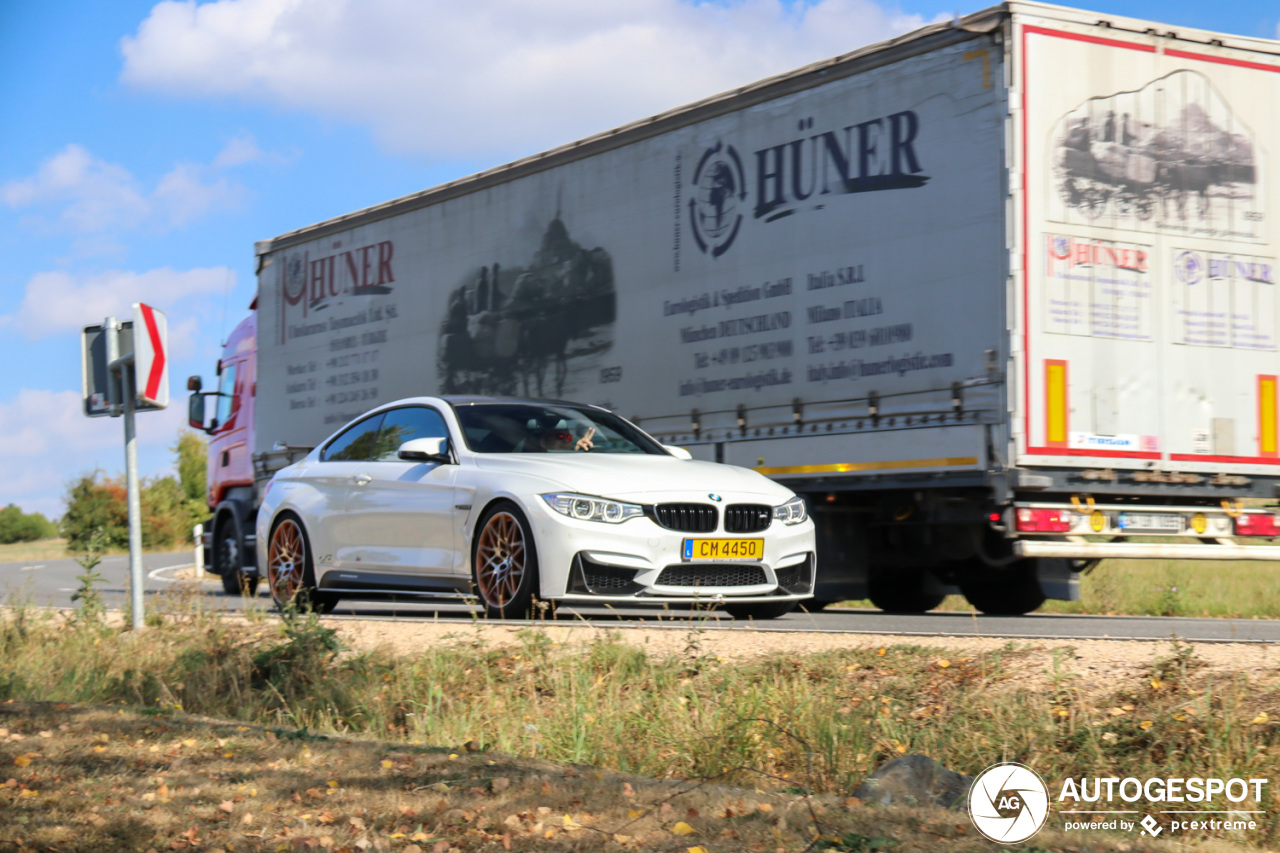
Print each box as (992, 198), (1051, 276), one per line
(215, 513), (259, 597)
(721, 600), (797, 620)
(473, 502), (541, 619)
(266, 514), (338, 614)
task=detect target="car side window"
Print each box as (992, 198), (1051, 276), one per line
(373, 407), (450, 461)
(322, 413), (386, 462)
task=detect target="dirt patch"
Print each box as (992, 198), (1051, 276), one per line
(0, 701), (1262, 853)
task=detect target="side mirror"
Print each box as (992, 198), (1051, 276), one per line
(187, 375), (203, 392)
(664, 445), (693, 460)
(398, 437), (451, 464)
(188, 393), (208, 431)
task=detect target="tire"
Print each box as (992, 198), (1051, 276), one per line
(266, 513), (338, 614)
(472, 501), (541, 619)
(959, 560), (1046, 616)
(215, 513), (259, 597)
(868, 570), (946, 614)
(721, 600), (797, 620)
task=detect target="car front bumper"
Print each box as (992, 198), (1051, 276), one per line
(524, 497), (817, 604)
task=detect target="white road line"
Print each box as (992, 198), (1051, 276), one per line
(20, 565), (44, 571)
(147, 563), (196, 583)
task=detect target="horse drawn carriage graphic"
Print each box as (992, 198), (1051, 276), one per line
(1051, 70), (1260, 233)
(437, 212), (616, 398)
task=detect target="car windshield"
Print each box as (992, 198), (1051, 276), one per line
(452, 402), (667, 455)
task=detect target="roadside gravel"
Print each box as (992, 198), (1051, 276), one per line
(327, 616), (1280, 696)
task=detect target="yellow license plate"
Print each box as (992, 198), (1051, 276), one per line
(682, 538), (764, 561)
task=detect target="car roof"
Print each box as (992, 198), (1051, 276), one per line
(439, 396), (608, 411)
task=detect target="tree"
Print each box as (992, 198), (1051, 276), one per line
(0, 504), (58, 543)
(62, 428), (213, 552)
(61, 473), (129, 550)
(174, 429), (207, 504)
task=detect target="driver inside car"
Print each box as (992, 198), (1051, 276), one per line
(540, 424), (595, 452)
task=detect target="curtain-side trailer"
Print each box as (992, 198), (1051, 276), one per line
(191, 1), (1280, 614)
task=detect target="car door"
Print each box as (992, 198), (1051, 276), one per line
(312, 412), (386, 574)
(343, 405), (459, 576)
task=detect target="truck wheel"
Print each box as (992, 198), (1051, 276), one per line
(266, 513), (338, 615)
(215, 513), (259, 597)
(959, 561), (1046, 615)
(868, 571), (946, 613)
(472, 501), (541, 619)
(721, 600), (797, 620)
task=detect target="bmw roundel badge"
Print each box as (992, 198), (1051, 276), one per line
(708, 493), (723, 502)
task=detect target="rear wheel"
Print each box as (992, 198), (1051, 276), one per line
(215, 513), (259, 597)
(959, 560), (1046, 615)
(266, 514), (338, 614)
(721, 600), (797, 620)
(868, 569), (946, 613)
(473, 502), (541, 619)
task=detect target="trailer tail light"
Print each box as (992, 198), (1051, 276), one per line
(1015, 507), (1072, 532)
(1234, 512), (1280, 537)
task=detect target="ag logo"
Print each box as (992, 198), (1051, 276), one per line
(689, 142), (746, 258)
(968, 762), (1050, 844)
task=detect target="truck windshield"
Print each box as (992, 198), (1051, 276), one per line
(452, 402), (667, 455)
(215, 363), (238, 426)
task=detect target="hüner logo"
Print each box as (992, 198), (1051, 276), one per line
(689, 142), (747, 258)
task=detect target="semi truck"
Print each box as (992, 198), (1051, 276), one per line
(189, 0), (1280, 613)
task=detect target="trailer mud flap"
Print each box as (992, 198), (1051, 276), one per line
(1036, 557), (1079, 602)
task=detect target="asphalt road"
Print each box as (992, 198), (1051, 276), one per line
(4, 552), (1280, 643)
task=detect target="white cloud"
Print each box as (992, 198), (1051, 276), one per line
(212, 131), (269, 168)
(0, 388), (192, 521)
(120, 0), (936, 158)
(0, 267), (236, 339)
(2, 139), (260, 235)
(1, 144), (149, 233)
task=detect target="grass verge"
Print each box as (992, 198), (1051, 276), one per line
(836, 557), (1280, 618)
(1, 598), (1279, 850)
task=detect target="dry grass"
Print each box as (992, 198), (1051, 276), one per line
(0, 539), (73, 564)
(2, 593), (1280, 851)
(836, 557), (1280, 618)
(0, 701), (1265, 853)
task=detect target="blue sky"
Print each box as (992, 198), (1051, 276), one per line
(2, 0), (1277, 521)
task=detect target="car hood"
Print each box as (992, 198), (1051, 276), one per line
(471, 454), (793, 503)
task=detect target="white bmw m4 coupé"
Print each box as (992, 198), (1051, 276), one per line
(256, 397), (816, 619)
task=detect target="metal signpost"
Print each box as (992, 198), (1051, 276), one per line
(80, 303), (168, 630)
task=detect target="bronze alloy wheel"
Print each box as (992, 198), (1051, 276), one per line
(267, 516), (307, 609)
(475, 511), (526, 606)
(473, 503), (540, 618)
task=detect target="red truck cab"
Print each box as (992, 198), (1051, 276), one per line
(188, 307), (261, 595)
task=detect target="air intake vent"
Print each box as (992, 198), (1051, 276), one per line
(648, 503), (718, 533)
(725, 504), (771, 533)
(656, 564), (768, 587)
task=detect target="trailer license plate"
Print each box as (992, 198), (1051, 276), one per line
(682, 539), (764, 561)
(1118, 512), (1183, 532)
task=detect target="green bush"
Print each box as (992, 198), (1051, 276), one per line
(0, 504), (58, 543)
(61, 473), (129, 550)
(60, 428), (210, 552)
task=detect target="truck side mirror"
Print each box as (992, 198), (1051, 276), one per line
(188, 393), (207, 432)
(187, 375), (203, 392)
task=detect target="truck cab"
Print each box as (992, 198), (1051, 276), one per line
(188, 308), (260, 595)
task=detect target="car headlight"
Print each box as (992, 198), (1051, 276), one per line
(541, 493), (644, 524)
(773, 496), (808, 525)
